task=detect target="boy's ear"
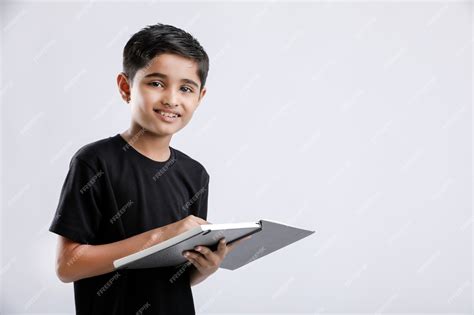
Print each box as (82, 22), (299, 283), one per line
(196, 87), (207, 108)
(117, 72), (131, 103)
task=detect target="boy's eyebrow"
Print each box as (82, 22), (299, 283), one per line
(143, 72), (200, 89)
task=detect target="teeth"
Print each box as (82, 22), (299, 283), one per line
(156, 110), (178, 118)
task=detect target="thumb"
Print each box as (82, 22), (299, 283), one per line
(217, 238), (227, 256)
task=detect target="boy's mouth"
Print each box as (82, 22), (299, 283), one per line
(153, 109), (181, 119)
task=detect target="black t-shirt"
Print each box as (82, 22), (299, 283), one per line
(49, 133), (209, 314)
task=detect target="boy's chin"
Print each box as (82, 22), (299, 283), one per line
(150, 124), (181, 137)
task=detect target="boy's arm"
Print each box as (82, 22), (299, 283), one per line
(55, 215), (207, 283)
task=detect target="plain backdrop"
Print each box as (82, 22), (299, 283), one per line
(0, 1), (472, 314)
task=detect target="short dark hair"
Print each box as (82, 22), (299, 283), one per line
(122, 23), (209, 90)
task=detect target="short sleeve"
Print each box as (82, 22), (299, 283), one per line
(49, 157), (104, 244)
(196, 171), (210, 221)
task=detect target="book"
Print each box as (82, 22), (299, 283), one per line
(113, 219), (315, 270)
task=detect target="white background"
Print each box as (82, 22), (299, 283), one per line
(0, 1), (472, 314)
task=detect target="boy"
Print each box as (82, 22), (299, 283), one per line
(49, 23), (244, 314)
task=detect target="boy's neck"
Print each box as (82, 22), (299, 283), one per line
(120, 124), (173, 162)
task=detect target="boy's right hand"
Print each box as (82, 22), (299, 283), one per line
(169, 215), (209, 237)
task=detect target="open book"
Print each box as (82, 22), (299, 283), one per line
(113, 219), (314, 270)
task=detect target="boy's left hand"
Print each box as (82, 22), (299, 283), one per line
(182, 236), (251, 277)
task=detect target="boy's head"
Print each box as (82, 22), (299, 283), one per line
(117, 23), (209, 137)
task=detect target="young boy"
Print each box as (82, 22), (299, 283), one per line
(49, 23), (243, 314)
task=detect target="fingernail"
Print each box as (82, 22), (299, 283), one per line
(183, 252), (189, 257)
(195, 246), (201, 251)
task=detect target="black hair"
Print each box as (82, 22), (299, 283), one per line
(122, 23), (209, 90)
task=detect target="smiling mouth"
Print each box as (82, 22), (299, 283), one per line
(153, 109), (181, 118)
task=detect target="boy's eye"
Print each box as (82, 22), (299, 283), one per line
(148, 82), (193, 93)
(149, 81), (163, 88)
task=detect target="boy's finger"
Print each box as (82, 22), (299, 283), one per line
(187, 257), (202, 269)
(194, 246), (212, 257)
(184, 251), (204, 268)
(217, 238), (227, 257)
(193, 216), (209, 225)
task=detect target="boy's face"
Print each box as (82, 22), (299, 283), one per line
(118, 53), (207, 137)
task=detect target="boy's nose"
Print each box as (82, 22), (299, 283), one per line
(162, 91), (179, 107)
